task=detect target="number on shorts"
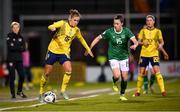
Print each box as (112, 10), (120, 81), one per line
(153, 56), (159, 62)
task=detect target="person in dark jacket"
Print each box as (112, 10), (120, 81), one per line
(6, 21), (27, 99)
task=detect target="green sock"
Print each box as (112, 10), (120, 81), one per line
(112, 76), (119, 83)
(120, 80), (127, 95)
(150, 74), (155, 87)
(144, 75), (148, 91)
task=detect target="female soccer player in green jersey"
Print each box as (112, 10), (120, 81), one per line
(86, 14), (138, 101)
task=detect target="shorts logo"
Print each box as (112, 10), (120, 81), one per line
(66, 55), (71, 59)
(45, 53), (50, 60)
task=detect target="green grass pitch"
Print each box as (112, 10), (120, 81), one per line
(0, 78), (180, 111)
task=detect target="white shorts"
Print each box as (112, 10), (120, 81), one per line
(109, 59), (129, 71)
(146, 62), (152, 70)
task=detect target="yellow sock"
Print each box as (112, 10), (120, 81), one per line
(61, 72), (71, 92)
(155, 72), (165, 92)
(136, 74), (144, 93)
(39, 75), (47, 95)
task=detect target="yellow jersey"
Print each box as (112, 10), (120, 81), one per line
(138, 28), (163, 57)
(48, 20), (91, 56)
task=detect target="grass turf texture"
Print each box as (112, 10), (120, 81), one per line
(0, 78), (180, 111)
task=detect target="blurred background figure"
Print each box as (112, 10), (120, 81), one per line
(22, 42), (34, 90)
(96, 48), (107, 82)
(0, 57), (9, 87)
(128, 55), (137, 81)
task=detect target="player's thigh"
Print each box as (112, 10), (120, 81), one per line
(139, 57), (149, 75)
(45, 51), (57, 65)
(109, 59), (121, 78)
(62, 61), (72, 73)
(119, 59), (129, 80)
(119, 59), (129, 71)
(150, 56), (160, 73)
(152, 65), (161, 73)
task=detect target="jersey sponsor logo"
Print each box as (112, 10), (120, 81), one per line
(116, 38), (122, 44)
(64, 36), (71, 42)
(121, 35), (125, 38)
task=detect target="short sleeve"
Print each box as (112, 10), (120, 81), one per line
(48, 20), (64, 30)
(138, 29), (144, 40)
(126, 28), (135, 39)
(157, 29), (163, 40)
(101, 29), (110, 40)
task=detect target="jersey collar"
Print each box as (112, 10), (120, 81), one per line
(114, 27), (123, 34)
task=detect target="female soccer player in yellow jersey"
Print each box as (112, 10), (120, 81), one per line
(134, 15), (166, 97)
(39, 9), (94, 102)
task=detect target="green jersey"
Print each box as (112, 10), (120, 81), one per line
(101, 27), (135, 60)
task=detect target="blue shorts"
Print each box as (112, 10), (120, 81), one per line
(139, 56), (159, 68)
(45, 51), (71, 65)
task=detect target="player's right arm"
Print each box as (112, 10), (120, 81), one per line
(138, 29), (149, 47)
(90, 35), (102, 49)
(84, 35), (102, 56)
(48, 20), (64, 31)
(90, 29), (110, 49)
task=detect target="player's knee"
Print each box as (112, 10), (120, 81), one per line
(44, 72), (50, 78)
(114, 73), (120, 79)
(65, 71), (72, 75)
(65, 67), (72, 74)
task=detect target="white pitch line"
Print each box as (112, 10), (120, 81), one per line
(68, 94), (100, 101)
(0, 94), (101, 111)
(0, 79), (178, 111)
(80, 88), (111, 95)
(108, 87), (136, 95)
(12, 97), (38, 102)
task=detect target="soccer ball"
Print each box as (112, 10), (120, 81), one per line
(44, 91), (56, 103)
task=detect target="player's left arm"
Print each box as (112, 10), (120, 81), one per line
(157, 30), (164, 50)
(130, 36), (139, 50)
(160, 47), (169, 60)
(158, 38), (164, 50)
(76, 29), (94, 57)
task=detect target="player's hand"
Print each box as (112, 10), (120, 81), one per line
(84, 50), (94, 58)
(164, 54), (169, 60)
(84, 51), (88, 56)
(143, 40), (149, 47)
(88, 50), (94, 58)
(130, 45), (137, 50)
